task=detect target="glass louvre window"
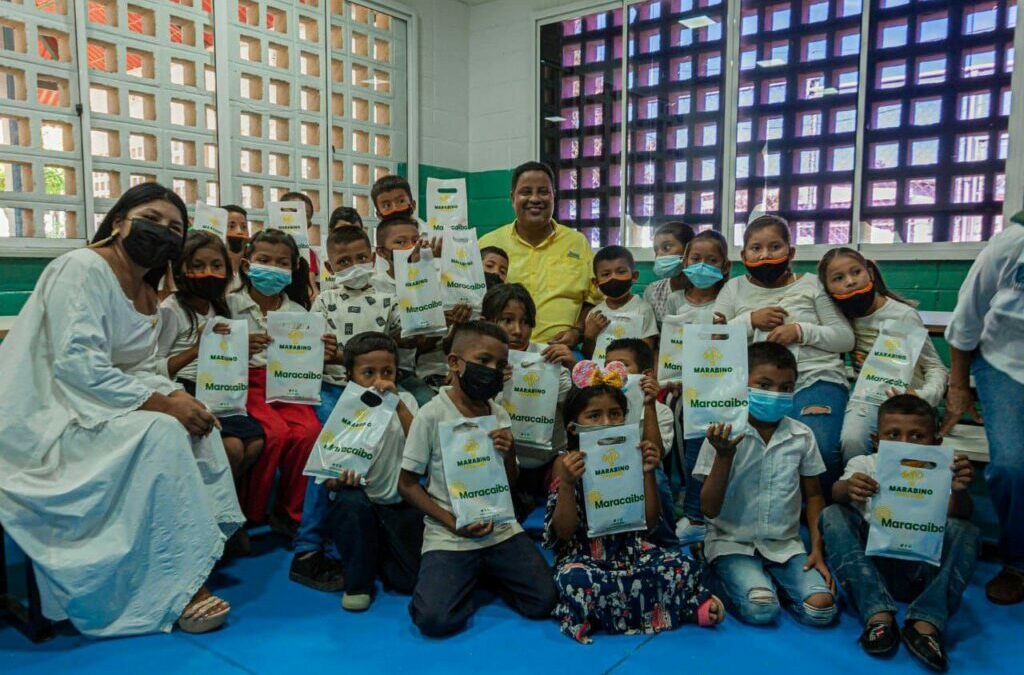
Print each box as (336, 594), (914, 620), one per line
(861, 0), (1014, 243)
(733, 0), (861, 245)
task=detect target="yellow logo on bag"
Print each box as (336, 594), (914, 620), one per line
(704, 346), (723, 367)
(684, 386), (699, 403)
(501, 400), (517, 415)
(601, 448), (620, 467)
(320, 431), (336, 446)
(901, 468), (924, 488)
(440, 272), (453, 285)
(407, 265), (419, 282)
(269, 360), (283, 375)
(883, 337), (901, 352)
(352, 407), (369, 422)
(427, 216), (438, 228)
(464, 439), (480, 457)
(523, 371), (540, 387)
(455, 246), (468, 261)
(439, 194), (452, 205)
(399, 298), (413, 310)
(219, 336), (229, 352)
(288, 328), (304, 342)
(450, 481), (467, 499)
(198, 373), (214, 387)
(611, 325), (627, 338)
(873, 505), (893, 522)
(587, 489), (603, 507)
(282, 213), (295, 226)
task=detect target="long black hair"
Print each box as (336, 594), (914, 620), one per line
(90, 182), (189, 290)
(172, 230), (233, 337)
(241, 228), (312, 309)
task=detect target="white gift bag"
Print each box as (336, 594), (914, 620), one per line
(192, 202), (228, 241)
(303, 383), (400, 480)
(195, 318), (249, 417)
(440, 228), (487, 314)
(681, 324), (749, 439)
(866, 440), (953, 566)
(425, 177), (468, 237)
(622, 374), (645, 425)
(266, 311), (325, 404)
(657, 314), (688, 385)
(580, 422), (646, 537)
(852, 321), (929, 406)
(594, 310), (643, 363)
(394, 246), (447, 338)
(268, 201), (310, 263)
(500, 350), (561, 450)
(439, 416), (516, 529)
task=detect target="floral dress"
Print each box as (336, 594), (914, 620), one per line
(543, 480), (711, 643)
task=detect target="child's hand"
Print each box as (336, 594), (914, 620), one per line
(248, 333), (272, 356)
(429, 236), (443, 259)
(555, 450), (585, 486)
(852, 351), (867, 368)
(766, 323), (800, 346)
(665, 382), (682, 399)
(503, 363), (513, 384)
(457, 521), (494, 538)
(336, 469), (364, 488)
(445, 303), (472, 326)
(845, 472), (879, 502)
(640, 441), (661, 472)
(751, 306), (788, 331)
(212, 322), (231, 335)
(885, 386), (917, 398)
(713, 312), (727, 325)
(706, 422), (745, 457)
(373, 379), (398, 396)
(583, 311), (609, 341)
(322, 333), (339, 362)
(803, 548), (834, 590)
(640, 374), (660, 405)
(548, 326), (581, 348)
(951, 455), (974, 491)
(541, 343), (577, 367)
(490, 428), (514, 456)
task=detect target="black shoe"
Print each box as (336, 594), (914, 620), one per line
(860, 620), (900, 658)
(902, 624), (948, 673)
(289, 552), (345, 592)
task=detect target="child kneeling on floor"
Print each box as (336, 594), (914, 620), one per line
(695, 341), (837, 626)
(294, 332), (423, 612)
(545, 360), (723, 643)
(822, 394), (978, 672)
(399, 320), (558, 637)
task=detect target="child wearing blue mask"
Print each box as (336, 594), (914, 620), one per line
(227, 229), (338, 557)
(644, 221), (695, 326)
(694, 342), (837, 627)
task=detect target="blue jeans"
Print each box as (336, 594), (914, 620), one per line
(314, 382), (345, 425)
(682, 436), (705, 523)
(839, 400), (878, 464)
(710, 551), (836, 626)
(792, 380), (849, 501)
(972, 355), (1024, 569)
(651, 466), (678, 547)
(295, 479), (332, 555)
(821, 504), (978, 632)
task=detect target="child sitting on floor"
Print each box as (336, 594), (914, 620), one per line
(695, 341), (837, 627)
(544, 359), (723, 643)
(822, 394), (977, 672)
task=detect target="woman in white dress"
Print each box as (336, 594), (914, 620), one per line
(0, 183), (244, 637)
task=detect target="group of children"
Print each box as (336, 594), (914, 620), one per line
(151, 173), (976, 671)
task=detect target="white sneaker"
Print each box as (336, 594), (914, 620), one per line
(341, 592), (372, 612)
(675, 517), (706, 546)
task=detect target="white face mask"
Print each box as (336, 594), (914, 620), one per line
(331, 262), (375, 290)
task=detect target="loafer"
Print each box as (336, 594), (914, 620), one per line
(902, 624), (948, 673)
(859, 620), (900, 658)
(289, 551), (346, 592)
(985, 567), (1024, 605)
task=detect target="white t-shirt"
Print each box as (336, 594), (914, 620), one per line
(655, 400), (675, 451)
(592, 294), (659, 341)
(852, 298), (948, 407)
(313, 284), (399, 385)
(694, 416), (826, 563)
(360, 391), (418, 505)
(156, 295), (215, 383)
(946, 224), (1024, 385)
(401, 386), (522, 553)
(839, 453), (877, 519)
(665, 291), (716, 325)
(714, 273), (855, 392)
(226, 290), (309, 368)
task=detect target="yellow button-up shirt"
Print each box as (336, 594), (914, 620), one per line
(479, 220), (602, 342)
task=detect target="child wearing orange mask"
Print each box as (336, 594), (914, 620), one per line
(582, 245), (658, 360)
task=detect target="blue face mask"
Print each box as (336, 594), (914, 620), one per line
(247, 262), (292, 296)
(747, 388), (794, 423)
(653, 255), (685, 279)
(683, 262), (724, 289)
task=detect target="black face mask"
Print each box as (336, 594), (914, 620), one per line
(484, 272), (504, 289)
(457, 360), (505, 401)
(833, 284), (877, 318)
(745, 258), (790, 285)
(182, 274), (228, 301)
(598, 277), (633, 299)
(226, 236), (248, 254)
(122, 218), (183, 270)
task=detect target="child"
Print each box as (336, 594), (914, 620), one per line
(545, 360), (723, 643)
(223, 204), (249, 292)
(328, 205), (364, 233)
(480, 245), (509, 283)
(371, 174), (416, 221)
(227, 229), (334, 544)
(399, 321), (558, 637)
(818, 247), (948, 461)
(695, 341), (837, 626)
(664, 229), (731, 545)
(482, 282), (575, 519)
(312, 226), (399, 422)
(604, 338), (677, 543)
(714, 214), (854, 498)
(583, 245), (658, 359)
(294, 332), (423, 612)
(823, 394), (977, 672)
(157, 231), (265, 554)
(644, 221), (695, 325)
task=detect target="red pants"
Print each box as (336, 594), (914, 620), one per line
(243, 368), (321, 523)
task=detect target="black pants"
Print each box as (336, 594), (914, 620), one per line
(325, 489), (424, 595)
(408, 532), (558, 637)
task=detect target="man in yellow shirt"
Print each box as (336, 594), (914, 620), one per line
(479, 161), (602, 345)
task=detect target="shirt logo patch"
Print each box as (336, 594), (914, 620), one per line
(567, 250), (581, 260)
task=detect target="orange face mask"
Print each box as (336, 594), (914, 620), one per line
(832, 280), (874, 301)
(744, 255), (789, 268)
(185, 271), (227, 280)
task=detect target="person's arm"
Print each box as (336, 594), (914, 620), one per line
(913, 334), (949, 407)
(398, 469), (458, 531)
(832, 471), (879, 505)
(640, 376), (664, 456)
(801, 475), (832, 587)
(491, 427), (519, 483)
(699, 423), (744, 518)
(948, 454), (974, 520)
(550, 452), (584, 542)
(641, 441), (662, 529)
(801, 280), (856, 353)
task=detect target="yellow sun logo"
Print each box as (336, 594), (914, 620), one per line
(407, 266), (419, 282)
(704, 346), (723, 366)
(883, 337), (901, 352)
(440, 272), (453, 285)
(873, 505), (893, 521)
(399, 298), (412, 310)
(661, 355), (673, 368)
(601, 448), (620, 467)
(439, 194), (452, 205)
(198, 373), (214, 387)
(352, 407), (370, 422)
(269, 360), (283, 375)
(455, 246), (468, 261)
(684, 386), (699, 403)
(901, 468), (924, 488)
(611, 325), (626, 338)
(523, 371), (540, 387)
(427, 216), (438, 228)
(209, 216), (220, 227)
(320, 431), (336, 446)
(501, 400), (517, 415)
(449, 481), (468, 498)
(282, 213), (295, 226)
(464, 439), (481, 457)
(288, 328), (304, 342)
(218, 336), (229, 352)
(587, 490), (603, 506)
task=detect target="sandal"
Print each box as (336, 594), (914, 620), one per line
(697, 595), (725, 627)
(177, 594), (230, 634)
(860, 619), (900, 658)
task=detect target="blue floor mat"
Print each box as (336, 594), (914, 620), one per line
(2, 530), (1022, 675)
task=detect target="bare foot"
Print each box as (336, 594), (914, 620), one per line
(911, 619), (938, 636)
(178, 586), (230, 634)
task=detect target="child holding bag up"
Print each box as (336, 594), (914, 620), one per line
(545, 360), (723, 644)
